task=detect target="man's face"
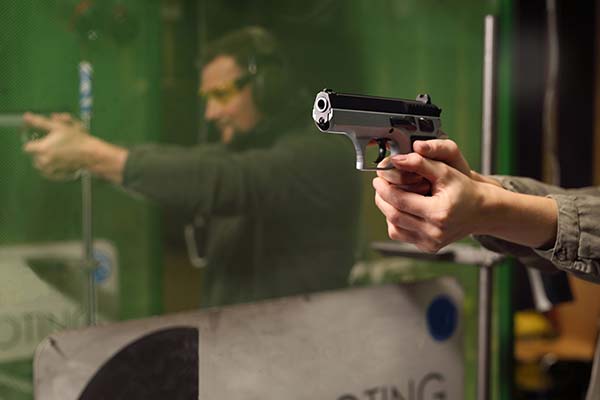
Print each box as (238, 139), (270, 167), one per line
(200, 55), (262, 144)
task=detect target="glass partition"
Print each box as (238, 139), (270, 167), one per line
(0, 1), (505, 398)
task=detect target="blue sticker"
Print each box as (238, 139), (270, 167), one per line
(93, 249), (112, 284)
(426, 295), (458, 342)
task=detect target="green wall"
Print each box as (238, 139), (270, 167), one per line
(0, 1), (163, 397)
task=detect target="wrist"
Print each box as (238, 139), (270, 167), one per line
(472, 181), (505, 236)
(81, 136), (128, 184)
(80, 135), (101, 169)
(472, 183), (558, 249)
(470, 170), (503, 187)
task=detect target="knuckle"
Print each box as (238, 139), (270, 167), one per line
(430, 210), (450, 228)
(409, 152), (423, 165)
(425, 141), (438, 154)
(438, 164), (451, 179)
(416, 242), (432, 253)
(428, 227), (444, 243)
(447, 140), (459, 154)
(420, 242), (441, 254)
(373, 177), (386, 192)
(388, 210), (403, 227)
(380, 170), (398, 184)
(388, 225), (401, 241)
(392, 195), (405, 210)
(374, 193), (387, 211)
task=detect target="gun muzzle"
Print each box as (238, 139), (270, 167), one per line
(312, 89), (443, 171)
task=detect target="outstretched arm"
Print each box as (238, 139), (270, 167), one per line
(373, 138), (600, 283)
(22, 112), (128, 184)
(373, 151), (558, 253)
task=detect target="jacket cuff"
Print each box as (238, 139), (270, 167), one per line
(533, 194), (585, 274)
(533, 194), (600, 282)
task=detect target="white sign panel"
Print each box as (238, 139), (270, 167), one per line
(0, 240), (118, 362)
(35, 277), (464, 399)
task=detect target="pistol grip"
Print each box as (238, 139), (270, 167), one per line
(352, 137), (371, 170)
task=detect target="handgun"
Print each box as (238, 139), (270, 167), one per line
(312, 89), (443, 171)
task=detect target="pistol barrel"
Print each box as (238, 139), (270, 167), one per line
(312, 89), (444, 170)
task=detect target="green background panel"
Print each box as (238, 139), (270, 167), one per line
(0, 0), (163, 318)
(0, 1), (162, 397)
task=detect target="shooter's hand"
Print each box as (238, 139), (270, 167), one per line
(375, 139), (471, 195)
(409, 139), (503, 186)
(373, 152), (489, 253)
(376, 139), (502, 191)
(22, 112), (95, 181)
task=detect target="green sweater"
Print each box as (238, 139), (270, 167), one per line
(122, 115), (361, 307)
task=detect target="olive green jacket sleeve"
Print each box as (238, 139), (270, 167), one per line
(474, 176), (600, 283)
(121, 133), (356, 218)
(121, 142), (224, 215)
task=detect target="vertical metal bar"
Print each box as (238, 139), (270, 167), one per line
(594, 0), (600, 187)
(479, 15), (497, 400)
(79, 61), (96, 326)
(585, 331), (600, 400)
(478, 268), (493, 400)
(482, 16), (496, 177)
(542, 0), (560, 186)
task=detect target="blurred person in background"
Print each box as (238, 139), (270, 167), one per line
(22, 26), (360, 308)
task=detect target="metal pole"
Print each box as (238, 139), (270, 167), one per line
(478, 15), (497, 400)
(79, 61), (96, 326)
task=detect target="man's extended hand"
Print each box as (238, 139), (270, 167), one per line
(22, 112), (94, 181)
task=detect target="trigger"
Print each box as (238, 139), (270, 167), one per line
(374, 139), (387, 165)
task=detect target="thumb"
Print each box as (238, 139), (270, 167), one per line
(413, 139), (471, 176)
(389, 153), (446, 183)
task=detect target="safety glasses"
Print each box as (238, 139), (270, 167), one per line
(198, 73), (254, 105)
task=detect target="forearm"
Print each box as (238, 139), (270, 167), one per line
(476, 183), (558, 249)
(82, 137), (129, 184)
(122, 143), (226, 214)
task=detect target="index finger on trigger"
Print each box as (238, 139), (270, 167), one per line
(389, 153), (444, 183)
(23, 112), (56, 132)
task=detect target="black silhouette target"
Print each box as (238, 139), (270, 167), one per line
(78, 326), (198, 400)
